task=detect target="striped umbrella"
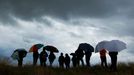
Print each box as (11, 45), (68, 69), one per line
(29, 44), (44, 52)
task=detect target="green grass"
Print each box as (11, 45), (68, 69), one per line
(0, 59), (134, 75)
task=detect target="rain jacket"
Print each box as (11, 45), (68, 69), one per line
(100, 49), (106, 57)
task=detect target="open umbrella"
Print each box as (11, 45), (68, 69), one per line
(18, 49), (27, 57)
(44, 45), (59, 53)
(11, 49), (27, 60)
(11, 50), (19, 60)
(105, 40), (127, 52)
(29, 44), (44, 52)
(95, 40), (109, 52)
(70, 53), (76, 56)
(78, 43), (94, 52)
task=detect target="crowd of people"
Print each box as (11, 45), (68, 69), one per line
(13, 44), (118, 71)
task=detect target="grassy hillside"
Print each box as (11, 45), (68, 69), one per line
(0, 58), (134, 75)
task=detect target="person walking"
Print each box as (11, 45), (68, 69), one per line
(39, 48), (48, 67)
(109, 52), (118, 71)
(48, 51), (56, 67)
(99, 49), (108, 68)
(85, 50), (92, 67)
(65, 53), (70, 69)
(75, 49), (84, 66)
(71, 53), (77, 67)
(58, 53), (65, 68)
(33, 49), (39, 66)
(18, 50), (27, 67)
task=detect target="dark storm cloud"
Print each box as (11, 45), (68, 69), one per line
(0, 0), (134, 64)
(1, 0), (134, 23)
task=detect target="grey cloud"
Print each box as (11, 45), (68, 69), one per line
(1, 0), (134, 23)
(0, 0), (134, 53)
(103, 23), (134, 37)
(68, 31), (83, 38)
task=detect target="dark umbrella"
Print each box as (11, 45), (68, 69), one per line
(17, 49), (27, 57)
(78, 43), (94, 52)
(44, 45), (59, 53)
(70, 53), (76, 56)
(11, 49), (27, 60)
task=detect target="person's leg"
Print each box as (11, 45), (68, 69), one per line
(61, 62), (64, 68)
(18, 58), (23, 67)
(18, 60), (19, 66)
(86, 56), (89, 66)
(66, 64), (68, 69)
(68, 63), (70, 68)
(111, 56), (115, 70)
(43, 60), (46, 67)
(33, 53), (38, 66)
(59, 63), (62, 68)
(77, 59), (80, 66)
(33, 57), (35, 65)
(65, 64), (67, 69)
(74, 60), (77, 67)
(42, 60), (45, 67)
(33, 57), (38, 66)
(40, 59), (43, 66)
(18, 60), (21, 67)
(66, 63), (69, 69)
(50, 59), (54, 66)
(113, 55), (117, 71)
(73, 61), (76, 67)
(104, 57), (108, 68)
(50, 61), (52, 66)
(44, 59), (47, 67)
(102, 56), (107, 68)
(101, 57), (104, 67)
(20, 59), (23, 67)
(74, 61), (77, 67)
(44, 62), (46, 67)
(59, 63), (61, 67)
(51, 59), (54, 66)
(110, 55), (113, 70)
(80, 58), (84, 66)
(87, 54), (91, 67)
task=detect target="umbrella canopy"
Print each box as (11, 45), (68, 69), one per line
(78, 43), (94, 52)
(11, 49), (27, 60)
(44, 45), (59, 53)
(105, 40), (127, 52)
(29, 44), (44, 52)
(11, 50), (19, 60)
(70, 53), (76, 56)
(95, 41), (109, 52)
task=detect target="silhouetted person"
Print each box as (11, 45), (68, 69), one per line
(16, 50), (27, 67)
(33, 50), (39, 66)
(58, 53), (65, 68)
(48, 51), (56, 66)
(71, 53), (77, 67)
(99, 49), (107, 68)
(75, 49), (84, 66)
(65, 53), (70, 69)
(40, 48), (48, 67)
(18, 52), (23, 67)
(109, 52), (118, 71)
(85, 50), (92, 67)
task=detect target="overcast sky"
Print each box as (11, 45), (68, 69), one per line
(0, 0), (134, 65)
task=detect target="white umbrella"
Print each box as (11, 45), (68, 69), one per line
(105, 40), (127, 52)
(95, 40), (109, 52)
